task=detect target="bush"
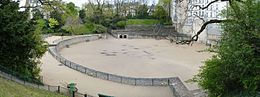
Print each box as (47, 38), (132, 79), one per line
(127, 19), (160, 25)
(62, 23), (107, 35)
(116, 21), (126, 29)
(93, 24), (107, 33)
(193, 1), (260, 96)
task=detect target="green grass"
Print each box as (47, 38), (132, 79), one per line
(62, 24), (93, 35)
(0, 77), (67, 97)
(62, 23), (107, 35)
(126, 19), (160, 25)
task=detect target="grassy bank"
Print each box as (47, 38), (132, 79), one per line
(116, 19), (160, 28)
(0, 77), (67, 97)
(126, 19), (160, 25)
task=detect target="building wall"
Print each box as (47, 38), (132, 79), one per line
(171, 0), (227, 43)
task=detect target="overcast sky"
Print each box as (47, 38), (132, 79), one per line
(18, 0), (158, 8)
(63, 0), (159, 8)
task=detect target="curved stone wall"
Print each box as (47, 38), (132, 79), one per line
(48, 34), (186, 87)
(48, 34), (198, 97)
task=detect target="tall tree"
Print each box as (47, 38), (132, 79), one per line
(0, 0), (47, 79)
(193, 0), (260, 96)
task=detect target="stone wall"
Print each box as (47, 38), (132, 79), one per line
(48, 34), (204, 97)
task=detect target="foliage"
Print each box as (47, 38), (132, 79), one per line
(62, 23), (107, 35)
(0, 0), (47, 79)
(50, 10), (64, 27)
(135, 4), (149, 19)
(93, 24), (107, 34)
(0, 77), (66, 97)
(79, 9), (87, 23)
(31, 8), (44, 20)
(152, 6), (168, 22)
(66, 2), (78, 16)
(48, 18), (59, 29)
(116, 21), (126, 29)
(125, 19), (160, 25)
(193, 0), (260, 96)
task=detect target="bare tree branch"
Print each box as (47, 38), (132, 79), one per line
(191, 19), (230, 41)
(193, 0), (219, 10)
(193, 14), (205, 22)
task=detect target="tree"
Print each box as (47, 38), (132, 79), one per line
(135, 4), (149, 19)
(79, 9), (87, 23)
(0, 0), (47, 80)
(193, 0), (260, 96)
(152, 5), (167, 22)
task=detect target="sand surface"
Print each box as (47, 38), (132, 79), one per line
(60, 38), (213, 90)
(41, 36), (174, 97)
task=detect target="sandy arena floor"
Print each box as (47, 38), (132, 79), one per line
(41, 36), (174, 97)
(59, 38), (213, 90)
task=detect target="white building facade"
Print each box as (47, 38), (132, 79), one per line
(171, 0), (228, 43)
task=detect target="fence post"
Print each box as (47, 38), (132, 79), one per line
(152, 79), (154, 86)
(48, 85), (50, 91)
(168, 79), (170, 85)
(72, 91), (75, 97)
(58, 86), (60, 93)
(84, 94), (87, 97)
(135, 78), (136, 86)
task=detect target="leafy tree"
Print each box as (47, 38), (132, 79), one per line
(79, 9), (87, 23)
(0, 0), (47, 79)
(193, 0), (260, 96)
(31, 8), (44, 20)
(135, 4), (149, 19)
(50, 10), (63, 27)
(48, 18), (59, 29)
(152, 6), (167, 22)
(66, 2), (78, 16)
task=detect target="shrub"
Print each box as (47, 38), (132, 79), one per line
(193, 1), (260, 96)
(116, 21), (126, 29)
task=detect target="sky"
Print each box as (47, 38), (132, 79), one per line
(63, 0), (159, 8)
(18, 0), (159, 9)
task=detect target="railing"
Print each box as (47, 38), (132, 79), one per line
(49, 34), (181, 86)
(0, 64), (94, 97)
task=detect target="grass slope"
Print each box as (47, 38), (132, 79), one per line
(0, 77), (67, 97)
(126, 19), (160, 25)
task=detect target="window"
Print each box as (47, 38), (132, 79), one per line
(194, 12), (198, 15)
(194, 0), (197, 3)
(205, 12), (208, 17)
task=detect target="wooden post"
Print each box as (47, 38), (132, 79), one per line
(58, 86), (60, 93)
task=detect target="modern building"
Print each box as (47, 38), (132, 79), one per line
(171, 0), (228, 44)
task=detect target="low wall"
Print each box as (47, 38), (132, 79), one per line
(48, 34), (199, 97)
(49, 34), (179, 86)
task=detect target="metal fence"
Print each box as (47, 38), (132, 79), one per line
(0, 65), (94, 97)
(49, 34), (180, 86)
